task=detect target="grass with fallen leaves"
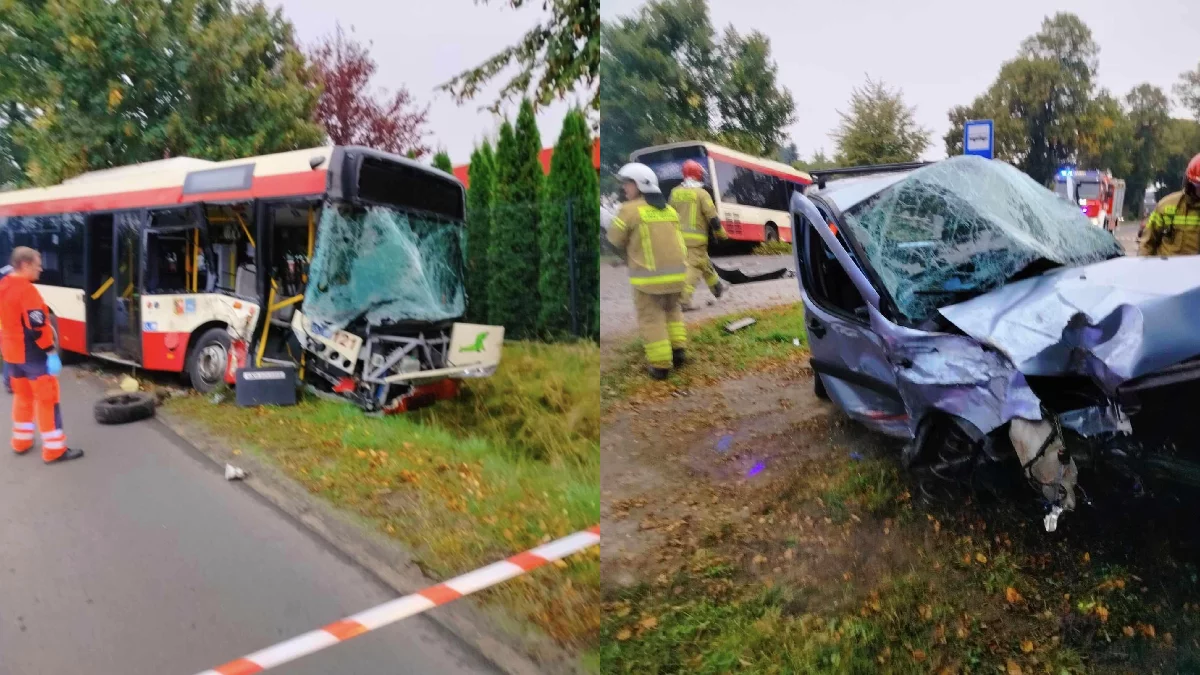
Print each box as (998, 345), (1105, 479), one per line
(168, 341), (600, 661)
(601, 304), (808, 407)
(751, 240), (794, 256)
(604, 418), (1200, 674)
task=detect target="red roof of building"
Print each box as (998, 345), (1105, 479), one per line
(452, 138), (600, 188)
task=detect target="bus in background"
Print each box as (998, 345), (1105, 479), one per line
(1054, 168), (1122, 232)
(0, 145), (503, 414)
(630, 141), (813, 244)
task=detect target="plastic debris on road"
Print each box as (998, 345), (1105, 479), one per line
(225, 464), (247, 481)
(119, 376), (139, 392)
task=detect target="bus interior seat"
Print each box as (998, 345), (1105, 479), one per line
(235, 264), (258, 301)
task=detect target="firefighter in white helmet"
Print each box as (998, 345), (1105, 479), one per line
(607, 163), (689, 379)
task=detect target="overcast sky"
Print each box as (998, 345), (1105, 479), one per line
(272, 0), (589, 167)
(602, 0), (1199, 161)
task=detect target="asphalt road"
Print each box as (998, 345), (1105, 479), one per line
(0, 371), (498, 675)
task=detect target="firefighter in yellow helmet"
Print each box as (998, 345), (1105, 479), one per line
(608, 163), (689, 380)
(669, 159), (729, 311)
(1140, 153), (1200, 257)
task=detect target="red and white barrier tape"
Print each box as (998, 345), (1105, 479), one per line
(195, 526), (600, 675)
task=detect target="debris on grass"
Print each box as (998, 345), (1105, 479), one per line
(724, 317), (757, 333)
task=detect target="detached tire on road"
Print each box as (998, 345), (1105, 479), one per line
(95, 392), (156, 425)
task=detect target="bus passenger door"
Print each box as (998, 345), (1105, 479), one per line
(85, 214), (116, 354)
(113, 212), (142, 362)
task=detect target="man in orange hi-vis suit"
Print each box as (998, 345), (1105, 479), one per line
(0, 247), (83, 463)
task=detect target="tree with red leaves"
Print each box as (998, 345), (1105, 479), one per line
(309, 25), (430, 157)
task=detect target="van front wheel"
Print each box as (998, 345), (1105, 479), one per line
(188, 328), (232, 393)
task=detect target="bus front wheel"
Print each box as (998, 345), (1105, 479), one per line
(764, 225), (780, 243)
(187, 327), (231, 393)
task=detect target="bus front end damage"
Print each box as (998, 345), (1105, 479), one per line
(902, 256), (1200, 531)
(281, 199), (502, 414)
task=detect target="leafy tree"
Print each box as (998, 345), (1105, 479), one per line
(488, 100), (543, 338)
(1175, 62), (1200, 122)
(792, 150), (836, 173)
(466, 141), (496, 323)
(600, 0), (795, 185)
(832, 76), (930, 165)
(1156, 118), (1200, 200)
(715, 28), (796, 157)
(539, 108), (598, 339)
(1122, 84), (1170, 213)
(0, 0), (324, 186)
(310, 24), (430, 157)
(599, 0), (717, 177)
(944, 13), (1099, 185)
(432, 150), (453, 173)
(439, 0), (599, 112)
(777, 142), (799, 165)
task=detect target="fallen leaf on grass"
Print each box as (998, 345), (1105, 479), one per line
(1006, 587), (1023, 604)
(975, 552), (988, 564)
(1006, 659), (1023, 675)
(919, 604), (933, 621)
(1123, 626), (1135, 637)
(1096, 606), (1109, 623)
(615, 628), (632, 641)
(911, 648), (926, 662)
(639, 616), (658, 631)
(934, 623), (946, 644)
(1083, 552), (1091, 563)
(1164, 632), (1174, 646)
(1138, 623), (1156, 638)
(1021, 639), (1034, 653)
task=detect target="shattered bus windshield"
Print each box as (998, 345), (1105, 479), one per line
(303, 204), (466, 330)
(840, 156), (1122, 323)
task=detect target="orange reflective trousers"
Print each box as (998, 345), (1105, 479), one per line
(8, 362), (66, 461)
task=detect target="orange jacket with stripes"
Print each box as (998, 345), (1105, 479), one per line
(0, 274), (53, 365)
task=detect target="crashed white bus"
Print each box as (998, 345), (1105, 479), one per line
(0, 146), (503, 413)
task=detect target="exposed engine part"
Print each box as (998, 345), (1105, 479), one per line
(1010, 416), (1078, 521)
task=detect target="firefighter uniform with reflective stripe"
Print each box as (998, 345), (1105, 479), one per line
(669, 184), (726, 306)
(0, 273), (67, 460)
(608, 198), (689, 369)
(1140, 191), (1200, 257)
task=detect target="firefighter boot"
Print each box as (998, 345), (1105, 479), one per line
(647, 366), (670, 381)
(673, 349), (687, 369)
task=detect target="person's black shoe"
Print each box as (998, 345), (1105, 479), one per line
(44, 448), (84, 464)
(648, 366), (670, 381)
(673, 349), (687, 368)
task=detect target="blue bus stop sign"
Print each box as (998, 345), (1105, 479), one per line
(963, 120), (994, 159)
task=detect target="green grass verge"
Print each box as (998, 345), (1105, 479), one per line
(167, 341), (600, 657)
(601, 304), (808, 405)
(751, 240), (795, 256)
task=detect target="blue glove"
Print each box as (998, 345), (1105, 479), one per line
(46, 352), (62, 376)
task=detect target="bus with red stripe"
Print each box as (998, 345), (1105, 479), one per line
(630, 141), (813, 244)
(0, 145), (503, 413)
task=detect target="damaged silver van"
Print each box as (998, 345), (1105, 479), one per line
(793, 155), (1200, 531)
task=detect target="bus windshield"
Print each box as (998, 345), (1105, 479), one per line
(303, 202), (466, 330)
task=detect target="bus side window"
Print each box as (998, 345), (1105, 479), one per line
(145, 231), (192, 293)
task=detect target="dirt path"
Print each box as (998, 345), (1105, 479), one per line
(601, 363), (924, 600)
(600, 253), (798, 344)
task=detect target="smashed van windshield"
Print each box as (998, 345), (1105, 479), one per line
(841, 156), (1122, 324)
(303, 204), (466, 330)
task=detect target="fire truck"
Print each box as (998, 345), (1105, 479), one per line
(1054, 168), (1125, 232)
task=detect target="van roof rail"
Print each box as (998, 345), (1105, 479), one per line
(809, 161), (935, 189)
